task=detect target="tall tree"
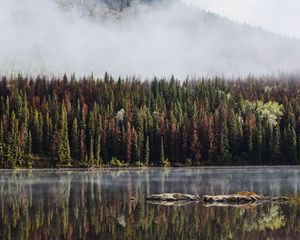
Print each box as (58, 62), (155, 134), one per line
(57, 101), (71, 165)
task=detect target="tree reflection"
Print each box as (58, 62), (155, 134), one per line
(0, 169), (299, 239)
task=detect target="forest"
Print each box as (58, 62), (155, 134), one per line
(0, 73), (300, 168)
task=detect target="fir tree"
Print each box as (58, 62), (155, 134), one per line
(287, 124), (297, 164)
(57, 102), (71, 165)
(145, 136), (150, 166)
(160, 136), (165, 165)
(0, 121), (4, 166)
(271, 124), (281, 164)
(88, 136), (94, 165)
(70, 118), (79, 160)
(95, 135), (102, 166)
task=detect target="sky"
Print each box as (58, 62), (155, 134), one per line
(184, 0), (300, 38)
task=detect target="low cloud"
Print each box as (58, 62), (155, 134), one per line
(0, 0), (300, 78)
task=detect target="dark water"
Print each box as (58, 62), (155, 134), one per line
(1, 167), (300, 240)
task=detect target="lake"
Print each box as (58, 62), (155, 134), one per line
(0, 167), (300, 239)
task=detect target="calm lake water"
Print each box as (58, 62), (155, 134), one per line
(1, 167), (300, 239)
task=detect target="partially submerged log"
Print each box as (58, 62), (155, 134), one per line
(203, 191), (290, 205)
(146, 191), (290, 207)
(146, 193), (201, 202)
(147, 200), (197, 207)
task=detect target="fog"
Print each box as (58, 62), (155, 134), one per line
(184, 0), (300, 38)
(1, 0), (300, 79)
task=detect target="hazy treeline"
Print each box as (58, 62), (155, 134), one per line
(0, 74), (300, 168)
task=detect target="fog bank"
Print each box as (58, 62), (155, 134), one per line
(1, 0), (300, 78)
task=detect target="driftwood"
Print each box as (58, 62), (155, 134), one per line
(146, 191), (290, 207)
(203, 191), (290, 205)
(147, 200), (198, 207)
(146, 193), (201, 202)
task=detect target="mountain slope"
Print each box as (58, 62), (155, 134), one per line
(0, 0), (299, 77)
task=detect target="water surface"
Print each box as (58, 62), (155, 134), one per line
(1, 167), (300, 239)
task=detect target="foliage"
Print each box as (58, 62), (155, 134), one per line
(243, 100), (284, 127)
(109, 157), (128, 167)
(0, 75), (299, 168)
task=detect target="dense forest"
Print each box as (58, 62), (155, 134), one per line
(0, 74), (300, 168)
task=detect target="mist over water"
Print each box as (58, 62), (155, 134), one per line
(1, 167), (300, 239)
(1, 0), (300, 78)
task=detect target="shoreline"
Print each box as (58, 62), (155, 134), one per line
(1, 165), (299, 171)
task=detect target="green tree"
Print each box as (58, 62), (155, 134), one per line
(88, 136), (94, 165)
(95, 135), (102, 166)
(145, 136), (150, 166)
(0, 121), (4, 166)
(287, 124), (297, 164)
(25, 130), (32, 156)
(31, 109), (43, 153)
(7, 111), (22, 168)
(160, 136), (165, 165)
(271, 124), (281, 164)
(57, 102), (71, 165)
(70, 118), (79, 160)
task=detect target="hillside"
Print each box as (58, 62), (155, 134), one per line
(1, 74), (300, 168)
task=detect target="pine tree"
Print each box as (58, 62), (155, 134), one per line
(126, 122), (132, 163)
(271, 124), (281, 164)
(25, 130), (32, 156)
(57, 101), (71, 165)
(70, 118), (79, 160)
(244, 114), (254, 159)
(220, 109), (230, 162)
(95, 135), (102, 166)
(190, 118), (202, 165)
(145, 136), (150, 166)
(160, 136), (165, 165)
(32, 109), (43, 153)
(207, 115), (216, 162)
(0, 121), (4, 166)
(229, 113), (239, 156)
(254, 119), (263, 164)
(88, 136), (94, 165)
(7, 111), (21, 168)
(79, 106), (87, 162)
(287, 124), (297, 164)
(297, 117), (300, 163)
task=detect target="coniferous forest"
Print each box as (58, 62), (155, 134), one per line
(1, 73), (300, 168)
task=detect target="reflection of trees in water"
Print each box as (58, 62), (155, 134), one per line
(0, 170), (299, 239)
(243, 205), (286, 232)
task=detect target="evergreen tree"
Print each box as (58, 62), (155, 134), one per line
(25, 131), (32, 156)
(88, 136), (94, 165)
(57, 102), (71, 165)
(160, 136), (165, 165)
(0, 121), (4, 166)
(145, 136), (150, 166)
(126, 122), (132, 163)
(254, 119), (263, 164)
(70, 118), (79, 160)
(7, 111), (21, 168)
(287, 124), (297, 164)
(79, 106), (87, 162)
(31, 109), (43, 153)
(190, 118), (202, 165)
(271, 124), (281, 164)
(95, 135), (102, 166)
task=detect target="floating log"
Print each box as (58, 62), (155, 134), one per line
(146, 191), (290, 207)
(146, 193), (201, 202)
(147, 200), (197, 207)
(203, 191), (290, 205)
